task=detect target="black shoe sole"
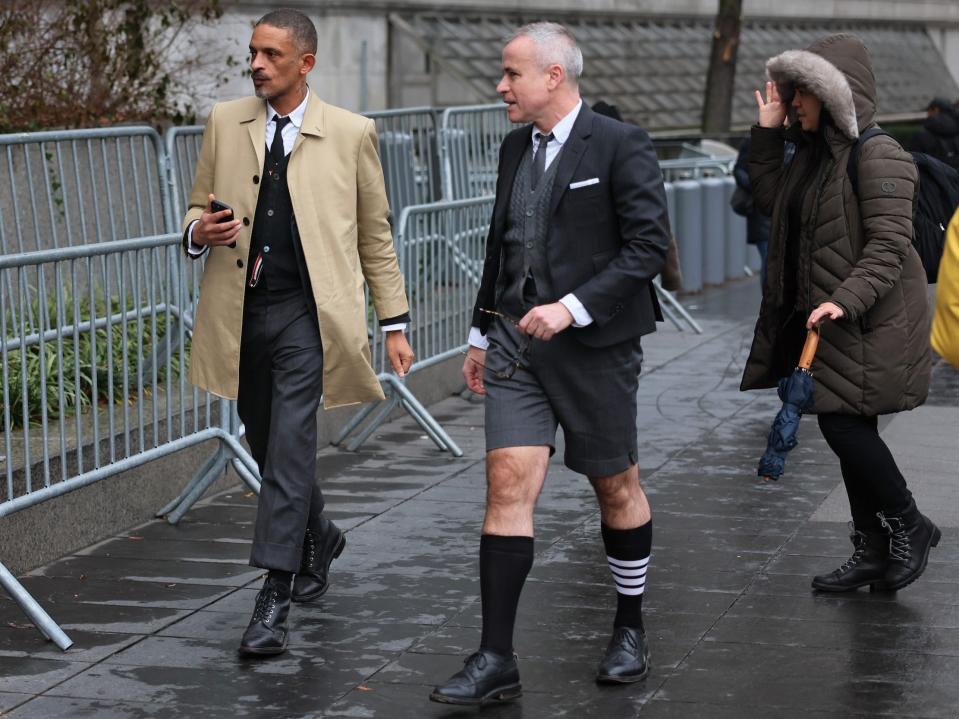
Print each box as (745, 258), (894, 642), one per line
(878, 525), (941, 592)
(237, 639), (288, 657)
(428, 684), (522, 706)
(810, 578), (886, 593)
(291, 533), (346, 603)
(596, 666), (650, 684)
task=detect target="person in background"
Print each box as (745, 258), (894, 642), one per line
(733, 135), (771, 286)
(745, 33), (939, 595)
(911, 97), (959, 169)
(931, 207), (959, 369)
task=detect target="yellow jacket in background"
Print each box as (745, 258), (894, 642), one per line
(932, 207), (959, 370)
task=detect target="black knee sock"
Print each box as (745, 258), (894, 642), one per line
(601, 520), (652, 630)
(479, 534), (534, 656)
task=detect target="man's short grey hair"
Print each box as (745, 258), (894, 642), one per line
(508, 22), (584, 83)
(256, 8), (318, 55)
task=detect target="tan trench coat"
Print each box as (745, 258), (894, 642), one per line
(182, 94), (409, 408)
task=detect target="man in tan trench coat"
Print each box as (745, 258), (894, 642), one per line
(182, 9), (413, 656)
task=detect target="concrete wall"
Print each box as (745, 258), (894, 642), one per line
(181, 1), (959, 120)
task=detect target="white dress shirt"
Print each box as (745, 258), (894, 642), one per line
(468, 99), (593, 351)
(187, 89), (405, 333)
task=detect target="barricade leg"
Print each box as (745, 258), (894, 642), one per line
(0, 562), (73, 651)
(337, 375), (464, 456)
(345, 396), (400, 451)
(400, 396), (446, 447)
(381, 376), (463, 456)
(156, 398), (261, 524)
(658, 298), (685, 332)
(331, 400), (382, 447)
(655, 283), (703, 334)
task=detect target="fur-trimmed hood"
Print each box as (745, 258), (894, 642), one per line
(765, 34), (877, 141)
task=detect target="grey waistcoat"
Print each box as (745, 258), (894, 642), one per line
(496, 144), (562, 316)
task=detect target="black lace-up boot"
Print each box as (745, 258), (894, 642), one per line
(811, 523), (889, 592)
(292, 518), (345, 602)
(877, 500), (941, 591)
(238, 573), (292, 656)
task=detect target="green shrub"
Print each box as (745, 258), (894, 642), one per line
(2, 291), (189, 429)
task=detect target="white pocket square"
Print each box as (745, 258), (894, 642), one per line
(569, 177), (600, 189)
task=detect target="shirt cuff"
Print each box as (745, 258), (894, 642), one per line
(186, 221), (207, 257)
(381, 323), (407, 333)
(468, 326), (489, 350)
(559, 293), (593, 328)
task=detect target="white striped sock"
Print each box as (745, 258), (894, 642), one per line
(607, 554), (649, 596)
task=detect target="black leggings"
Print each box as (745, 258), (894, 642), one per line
(817, 413), (913, 531)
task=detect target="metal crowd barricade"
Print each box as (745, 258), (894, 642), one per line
(439, 104), (514, 200)
(365, 107), (443, 227)
(164, 108), (443, 240)
(0, 128), (169, 254)
(158, 126), (261, 525)
(334, 196), (495, 455)
(659, 157), (736, 183)
(163, 126), (205, 234)
(0, 234), (260, 650)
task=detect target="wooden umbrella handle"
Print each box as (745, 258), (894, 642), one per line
(798, 329), (820, 370)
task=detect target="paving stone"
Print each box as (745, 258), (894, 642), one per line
(0, 656), (91, 694)
(29, 555), (264, 588)
(4, 696), (308, 718)
(5, 279), (959, 717)
(0, 627), (141, 663)
(0, 599), (190, 635)
(0, 692), (30, 714)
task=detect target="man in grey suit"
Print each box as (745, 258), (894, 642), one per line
(430, 22), (671, 706)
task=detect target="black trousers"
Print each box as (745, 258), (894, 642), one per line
(817, 413), (913, 531)
(237, 288), (325, 572)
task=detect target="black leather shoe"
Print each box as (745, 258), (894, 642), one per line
(878, 500), (941, 591)
(292, 518), (345, 603)
(429, 649), (522, 705)
(811, 523), (889, 592)
(238, 575), (292, 657)
(596, 626), (650, 684)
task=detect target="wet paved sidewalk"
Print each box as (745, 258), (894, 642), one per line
(2, 279), (959, 718)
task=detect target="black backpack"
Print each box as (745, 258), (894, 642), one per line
(847, 127), (959, 283)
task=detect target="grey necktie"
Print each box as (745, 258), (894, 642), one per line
(531, 131), (554, 190)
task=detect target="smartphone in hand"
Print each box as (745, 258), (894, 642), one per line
(210, 199), (237, 249)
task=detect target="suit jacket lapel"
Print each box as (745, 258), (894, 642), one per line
(549, 104), (594, 216)
(493, 128), (530, 232)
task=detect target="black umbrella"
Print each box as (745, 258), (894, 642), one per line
(758, 329), (820, 481)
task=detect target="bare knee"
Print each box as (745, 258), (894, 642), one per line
(486, 450), (544, 510)
(483, 448), (548, 534)
(591, 467), (642, 515)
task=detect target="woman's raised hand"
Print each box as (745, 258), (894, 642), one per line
(755, 81), (787, 129)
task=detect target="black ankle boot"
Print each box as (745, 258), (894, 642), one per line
(811, 523), (888, 592)
(239, 574), (292, 656)
(877, 500), (941, 591)
(292, 518), (345, 603)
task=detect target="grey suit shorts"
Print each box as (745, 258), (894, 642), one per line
(483, 317), (642, 477)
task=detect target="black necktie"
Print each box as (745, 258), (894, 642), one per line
(270, 115), (292, 164)
(531, 131), (554, 190)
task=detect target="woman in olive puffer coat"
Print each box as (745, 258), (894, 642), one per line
(743, 33), (940, 593)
